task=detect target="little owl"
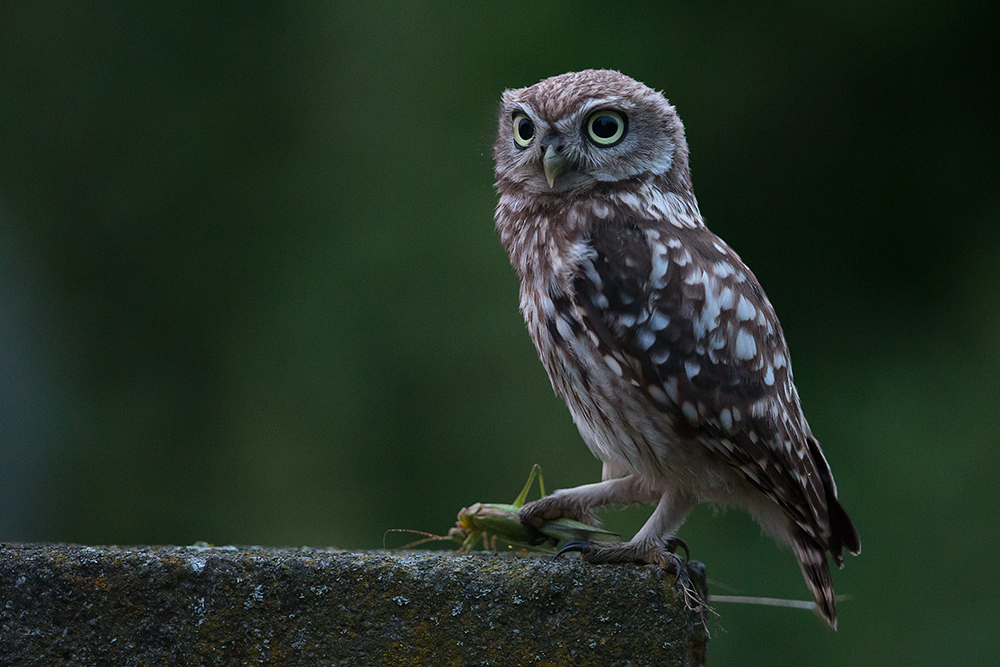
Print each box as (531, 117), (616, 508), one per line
(492, 69), (860, 628)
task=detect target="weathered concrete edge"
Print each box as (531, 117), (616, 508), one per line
(0, 543), (709, 667)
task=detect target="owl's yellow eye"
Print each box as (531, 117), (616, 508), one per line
(586, 110), (626, 146)
(512, 113), (534, 148)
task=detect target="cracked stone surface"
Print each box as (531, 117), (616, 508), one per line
(0, 543), (709, 666)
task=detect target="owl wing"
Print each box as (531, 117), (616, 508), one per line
(572, 217), (840, 546)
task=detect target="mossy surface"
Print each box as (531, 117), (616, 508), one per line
(0, 543), (708, 666)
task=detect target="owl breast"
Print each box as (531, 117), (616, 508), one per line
(500, 190), (803, 499)
(506, 199), (694, 482)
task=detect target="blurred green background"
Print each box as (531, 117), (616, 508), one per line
(1, 1), (998, 664)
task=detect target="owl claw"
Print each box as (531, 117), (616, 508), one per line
(555, 540), (593, 558)
(662, 544), (690, 585)
(665, 536), (690, 561)
(554, 539), (690, 583)
(519, 495), (599, 529)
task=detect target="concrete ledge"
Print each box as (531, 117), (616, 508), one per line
(0, 543), (708, 666)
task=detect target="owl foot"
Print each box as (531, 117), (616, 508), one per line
(556, 537), (690, 582)
(519, 494), (599, 545)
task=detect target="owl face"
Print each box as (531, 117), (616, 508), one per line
(494, 70), (685, 196)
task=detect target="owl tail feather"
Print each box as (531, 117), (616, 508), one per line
(805, 435), (861, 563)
(792, 530), (838, 629)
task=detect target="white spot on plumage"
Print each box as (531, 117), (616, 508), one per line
(736, 295), (756, 321)
(555, 315), (575, 341)
(713, 261), (735, 278)
(630, 188), (698, 228)
(650, 250), (669, 287)
(649, 312), (670, 331)
(617, 192), (641, 211)
(664, 376), (678, 402)
(647, 385), (668, 406)
(637, 329), (656, 351)
(650, 348), (669, 365)
(584, 262), (603, 290)
(567, 206), (582, 227)
(670, 214), (693, 229)
(764, 365), (775, 386)
(532, 294), (555, 318)
(684, 267), (707, 286)
(684, 360), (700, 379)
(735, 329), (757, 360)
(698, 284), (723, 338)
(720, 408), (732, 431)
(718, 286), (735, 310)
(604, 355), (623, 376)
(682, 402), (698, 422)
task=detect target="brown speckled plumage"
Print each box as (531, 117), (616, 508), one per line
(493, 70), (859, 628)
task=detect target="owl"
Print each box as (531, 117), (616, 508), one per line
(493, 70), (860, 628)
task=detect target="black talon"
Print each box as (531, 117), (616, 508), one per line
(665, 536), (690, 561)
(555, 540), (594, 559)
(663, 549), (689, 585)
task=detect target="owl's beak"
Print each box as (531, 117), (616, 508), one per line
(543, 144), (569, 188)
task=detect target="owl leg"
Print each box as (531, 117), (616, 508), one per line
(555, 489), (695, 570)
(519, 474), (658, 529)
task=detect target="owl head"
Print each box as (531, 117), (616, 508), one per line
(493, 70), (692, 199)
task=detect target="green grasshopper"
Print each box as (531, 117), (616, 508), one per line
(388, 464), (619, 554)
(449, 464), (620, 553)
